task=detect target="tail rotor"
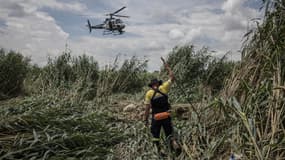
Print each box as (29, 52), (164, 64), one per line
(87, 19), (92, 33)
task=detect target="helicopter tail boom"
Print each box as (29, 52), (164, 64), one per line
(87, 20), (105, 33)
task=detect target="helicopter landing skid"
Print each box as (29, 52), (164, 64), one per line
(103, 30), (124, 35)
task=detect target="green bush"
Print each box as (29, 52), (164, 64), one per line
(165, 45), (209, 101)
(37, 51), (99, 100)
(112, 56), (148, 93)
(0, 49), (30, 99)
(96, 56), (148, 97)
(166, 45), (210, 86)
(204, 55), (236, 94)
(164, 45), (236, 102)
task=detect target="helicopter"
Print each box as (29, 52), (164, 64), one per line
(86, 6), (129, 35)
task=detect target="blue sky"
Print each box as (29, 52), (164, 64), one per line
(0, 0), (262, 71)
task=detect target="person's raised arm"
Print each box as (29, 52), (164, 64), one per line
(161, 57), (175, 82)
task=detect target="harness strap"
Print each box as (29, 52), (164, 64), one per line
(151, 88), (167, 101)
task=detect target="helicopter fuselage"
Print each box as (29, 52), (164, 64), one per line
(86, 6), (128, 35)
(104, 18), (125, 31)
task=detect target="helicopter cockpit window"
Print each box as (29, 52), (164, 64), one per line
(116, 19), (122, 24)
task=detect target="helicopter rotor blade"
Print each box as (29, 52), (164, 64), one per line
(112, 6), (126, 15)
(113, 15), (129, 18)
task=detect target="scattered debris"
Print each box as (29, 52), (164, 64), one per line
(123, 103), (136, 112)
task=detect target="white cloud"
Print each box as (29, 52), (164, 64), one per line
(222, 0), (246, 14)
(0, 0), (71, 65)
(25, 0), (87, 13)
(169, 29), (184, 40)
(183, 28), (202, 42)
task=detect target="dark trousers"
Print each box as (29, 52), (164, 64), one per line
(151, 117), (173, 142)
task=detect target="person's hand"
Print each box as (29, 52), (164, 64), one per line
(161, 57), (166, 64)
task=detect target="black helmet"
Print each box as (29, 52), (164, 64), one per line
(148, 78), (163, 87)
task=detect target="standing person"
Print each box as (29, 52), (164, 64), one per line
(144, 57), (180, 155)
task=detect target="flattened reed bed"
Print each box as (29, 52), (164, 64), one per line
(0, 95), (124, 160)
